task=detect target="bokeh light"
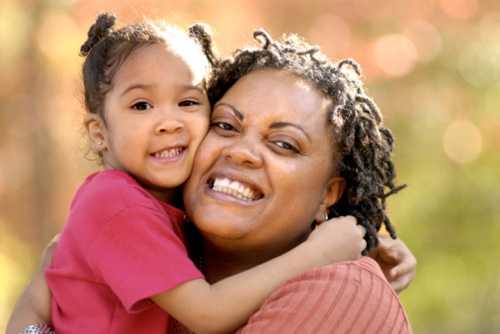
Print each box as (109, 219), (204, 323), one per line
(443, 120), (483, 164)
(372, 34), (418, 77)
(403, 20), (442, 63)
(439, 0), (479, 20)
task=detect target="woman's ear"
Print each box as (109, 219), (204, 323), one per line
(314, 177), (345, 222)
(84, 114), (108, 153)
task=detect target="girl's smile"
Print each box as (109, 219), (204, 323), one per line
(88, 43), (210, 200)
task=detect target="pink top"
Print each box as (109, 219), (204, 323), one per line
(46, 169), (203, 334)
(236, 257), (412, 334)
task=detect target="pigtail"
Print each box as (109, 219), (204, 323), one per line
(189, 23), (219, 66)
(80, 13), (116, 57)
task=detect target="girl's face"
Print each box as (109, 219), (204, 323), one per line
(88, 43), (210, 200)
(183, 69), (345, 257)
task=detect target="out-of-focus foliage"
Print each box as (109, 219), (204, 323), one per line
(1, 0), (499, 332)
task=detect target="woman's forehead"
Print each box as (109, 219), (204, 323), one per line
(221, 69), (332, 118)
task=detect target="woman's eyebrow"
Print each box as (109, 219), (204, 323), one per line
(214, 102), (244, 121)
(270, 122), (311, 142)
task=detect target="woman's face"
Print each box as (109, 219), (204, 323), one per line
(183, 69), (344, 256)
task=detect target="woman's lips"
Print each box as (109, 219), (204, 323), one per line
(206, 176), (264, 204)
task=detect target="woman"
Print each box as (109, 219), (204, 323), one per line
(8, 29), (415, 333)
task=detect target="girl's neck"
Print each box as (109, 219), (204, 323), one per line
(103, 165), (180, 204)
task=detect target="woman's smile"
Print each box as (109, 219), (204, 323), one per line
(206, 170), (265, 204)
(183, 69), (341, 253)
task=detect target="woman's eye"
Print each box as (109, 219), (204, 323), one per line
(179, 100), (200, 107)
(211, 122), (235, 131)
(131, 101), (152, 111)
(273, 141), (299, 153)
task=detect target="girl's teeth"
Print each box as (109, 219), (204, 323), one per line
(155, 148), (182, 158)
(212, 177), (258, 201)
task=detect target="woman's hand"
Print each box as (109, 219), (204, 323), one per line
(6, 235), (59, 334)
(369, 235), (417, 294)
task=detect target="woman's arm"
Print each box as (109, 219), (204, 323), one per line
(6, 237), (58, 334)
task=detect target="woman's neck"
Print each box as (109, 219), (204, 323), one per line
(201, 242), (266, 283)
(199, 238), (305, 283)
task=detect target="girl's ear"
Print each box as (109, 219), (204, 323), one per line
(84, 114), (108, 153)
(314, 177), (345, 222)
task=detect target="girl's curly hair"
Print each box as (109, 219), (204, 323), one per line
(196, 29), (406, 251)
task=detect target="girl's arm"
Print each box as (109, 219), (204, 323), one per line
(8, 218), (366, 334)
(152, 216), (366, 334)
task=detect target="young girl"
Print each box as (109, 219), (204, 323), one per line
(27, 13), (367, 334)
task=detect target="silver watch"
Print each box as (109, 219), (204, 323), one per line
(18, 324), (55, 334)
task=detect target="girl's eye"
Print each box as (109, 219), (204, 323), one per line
(179, 100), (200, 107)
(211, 122), (235, 131)
(273, 141), (299, 153)
(131, 101), (152, 111)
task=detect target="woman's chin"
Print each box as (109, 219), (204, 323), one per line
(194, 211), (255, 240)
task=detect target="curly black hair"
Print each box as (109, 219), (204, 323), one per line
(80, 13), (211, 120)
(196, 29), (406, 251)
(78, 13), (212, 164)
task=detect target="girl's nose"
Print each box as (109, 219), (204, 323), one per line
(155, 119), (184, 134)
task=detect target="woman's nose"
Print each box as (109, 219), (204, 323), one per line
(222, 140), (263, 168)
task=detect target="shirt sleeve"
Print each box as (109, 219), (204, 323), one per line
(86, 205), (203, 313)
(236, 257), (412, 334)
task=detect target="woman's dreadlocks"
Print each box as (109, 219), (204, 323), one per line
(191, 29), (406, 251)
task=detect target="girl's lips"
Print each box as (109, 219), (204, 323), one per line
(149, 146), (186, 163)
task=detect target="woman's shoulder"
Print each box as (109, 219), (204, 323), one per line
(238, 257), (412, 334)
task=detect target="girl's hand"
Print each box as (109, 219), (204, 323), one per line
(369, 235), (417, 294)
(307, 216), (367, 265)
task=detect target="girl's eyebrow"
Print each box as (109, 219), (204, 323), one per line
(119, 84), (204, 97)
(181, 84), (205, 94)
(120, 83), (153, 97)
(214, 102), (244, 121)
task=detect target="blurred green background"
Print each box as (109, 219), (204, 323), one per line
(1, 0), (499, 332)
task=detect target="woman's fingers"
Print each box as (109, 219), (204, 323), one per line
(40, 234), (60, 269)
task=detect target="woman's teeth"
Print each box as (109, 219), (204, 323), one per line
(211, 177), (259, 201)
(153, 147), (183, 159)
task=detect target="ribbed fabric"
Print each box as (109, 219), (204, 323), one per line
(236, 257), (412, 334)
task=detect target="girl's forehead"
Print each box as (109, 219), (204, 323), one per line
(113, 43), (206, 87)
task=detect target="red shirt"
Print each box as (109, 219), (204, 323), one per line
(46, 169), (203, 334)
